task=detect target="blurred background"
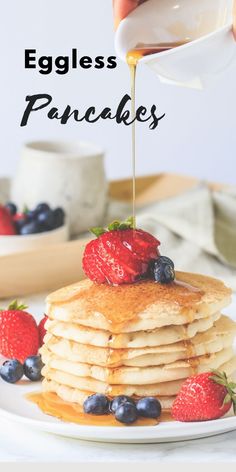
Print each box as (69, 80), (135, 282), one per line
(1, 0), (236, 184)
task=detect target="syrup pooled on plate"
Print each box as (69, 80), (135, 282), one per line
(27, 391), (172, 427)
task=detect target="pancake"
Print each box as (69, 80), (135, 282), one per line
(42, 379), (175, 409)
(41, 272), (236, 423)
(46, 273), (231, 333)
(45, 311), (221, 349)
(41, 315), (236, 367)
(42, 347), (234, 386)
(42, 355), (236, 398)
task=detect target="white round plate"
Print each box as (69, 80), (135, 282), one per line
(0, 380), (236, 443)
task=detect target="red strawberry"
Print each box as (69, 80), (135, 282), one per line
(171, 371), (236, 422)
(13, 212), (26, 222)
(0, 301), (39, 363)
(38, 315), (48, 347)
(0, 205), (16, 235)
(82, 217), (160, 285)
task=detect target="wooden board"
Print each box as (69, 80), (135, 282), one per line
(0, 173), (222, 299)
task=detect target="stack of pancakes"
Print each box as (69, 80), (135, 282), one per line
(41, 272), (236, 409)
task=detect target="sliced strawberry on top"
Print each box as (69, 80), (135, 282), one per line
(0, 205), (16, 235)
(82, 217), (160, 285)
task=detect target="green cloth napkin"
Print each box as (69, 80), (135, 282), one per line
(135, 183), (236, 290)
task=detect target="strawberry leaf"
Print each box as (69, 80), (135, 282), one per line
(23, 204), (29, 214)
(0, 301), (28, 311)
(108, 221), (121, 231)
(229, 382), (236, 390)
(90, 227), (107, 237)
(210, 369), (236, 415)
(8, 300), (28, 311)
(223, 393), (231, 405)
(90, 216), (136, 238)
(124, 216), (136, 228)
(233, 400), (236, 415)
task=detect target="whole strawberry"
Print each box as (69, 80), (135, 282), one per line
(82, 217), (160, 285)
(0, 301), (39, 363)
(0, 205), (16, 235)
(171, 371), (236, 422)
(38, 314), (48, 347)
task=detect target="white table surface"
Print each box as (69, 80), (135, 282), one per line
(0, 293), (236, 463)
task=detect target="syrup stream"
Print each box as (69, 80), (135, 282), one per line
(127, 41), (189, 225)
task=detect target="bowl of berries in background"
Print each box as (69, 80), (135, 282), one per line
(0, 201), (69, 256)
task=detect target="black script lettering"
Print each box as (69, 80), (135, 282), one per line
(20, 94), (52, 126)
(149, 105), (165, 130)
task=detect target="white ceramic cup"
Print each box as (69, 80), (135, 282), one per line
(115, 0), (236, 88)
(11, 141), (108, 236)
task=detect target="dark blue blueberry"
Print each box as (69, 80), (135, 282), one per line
(0, 359), (24, 383)
(53, 207), (65, 228)
(157, 256), (174, 269)
(37, 209), (55, 230)
(20, 221), (42, 235)
(5, 202), (17, 216)
(150, 256), (175, 284)
(110, 395), (136, 414)
(136, 397), (162, 418)
(14, 217), (28, 234)
(26, 210), (37, 221)
(115, 402), (138, 424)
(83, 394), (109, 415)
(35, 203), (50, 214)
(23, 355), (44, 381)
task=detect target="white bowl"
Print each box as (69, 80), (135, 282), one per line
(11, 141), (107, 236)
(115, 0), (236, 88)
(0, 224), (69, 256)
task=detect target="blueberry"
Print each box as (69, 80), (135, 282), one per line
(20, 221), (42, 235)
(14, 217), (28, 234)
(23, 355), (44, 381)
(83, 394), (109, 415)
(5, 202), (17, 216)
(0, 359), (24, 384)
(53, 207), (65, 228)
(35, 203), (50, 214)
(157, 256), (174, 269)
(110, 395), (136, 414)
(26, 210), (37, 221)
(115, 402), (138, 424)
(136, 397), (162, 418)
(150, 256), (175, 284)
(37, 209), (55, 231)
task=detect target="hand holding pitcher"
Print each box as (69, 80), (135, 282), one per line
(113, 0), (236, 38)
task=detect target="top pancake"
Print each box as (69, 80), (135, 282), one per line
(46, 272), (231, 333)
